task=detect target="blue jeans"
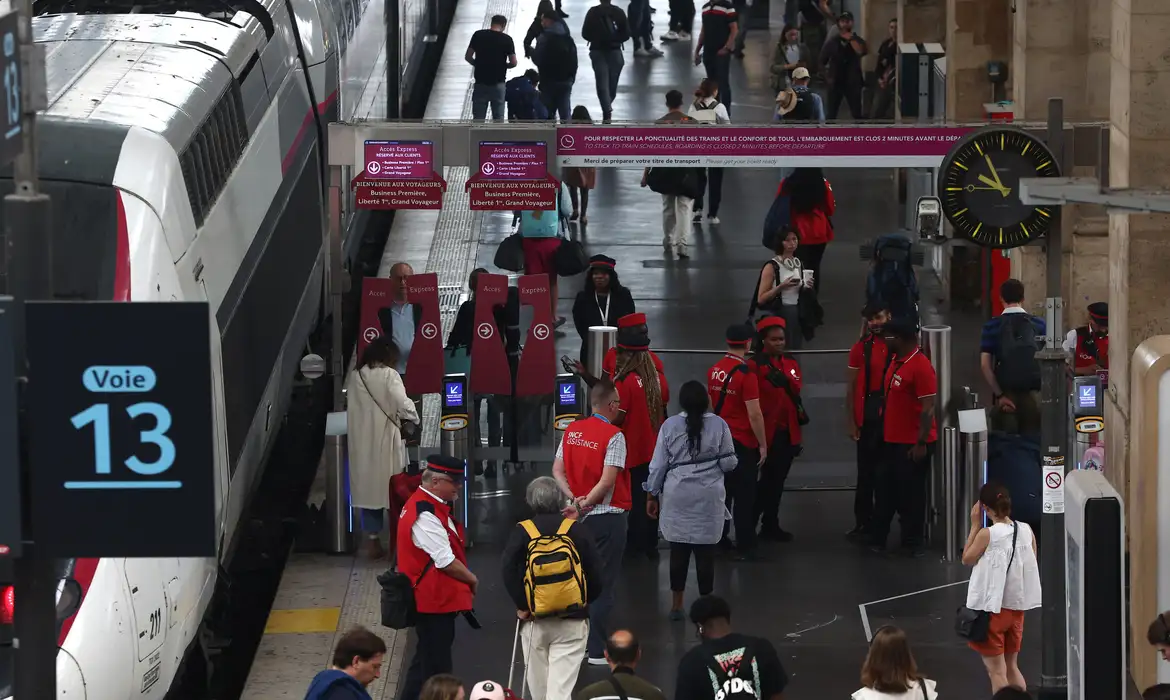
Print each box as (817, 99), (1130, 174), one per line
(472, 82), (506, 121)
(581, 512), (628, 658)
(540, 81), (573, 121)
(360, 508), (385, 535)
(702, 53), (732, 115)
(589, 49), (624, 116)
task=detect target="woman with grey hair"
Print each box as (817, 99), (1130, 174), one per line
(499, 477), (605, 700)
(645, 381), (738, 620)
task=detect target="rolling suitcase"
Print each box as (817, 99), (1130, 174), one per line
(506, 619), (529, 700)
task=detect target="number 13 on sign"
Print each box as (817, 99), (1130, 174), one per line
(69, 402), (178, 489)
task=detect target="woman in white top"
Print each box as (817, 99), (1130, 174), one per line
(754, 227), (806, 349)
(853, 626), (938, 700)
(688, 78), (731, 225)
(961, 482), (1043, 693)
(346, 337), (419, 558)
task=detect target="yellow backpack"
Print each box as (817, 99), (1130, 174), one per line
(519, 519), (588, 617)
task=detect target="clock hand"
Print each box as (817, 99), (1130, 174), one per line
(976, 173), (1012, 197)
(983, 155), (1004, 186)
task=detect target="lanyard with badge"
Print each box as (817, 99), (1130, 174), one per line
(596, 293), (611, 325)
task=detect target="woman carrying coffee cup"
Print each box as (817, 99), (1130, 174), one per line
(754, 226), (806, 350)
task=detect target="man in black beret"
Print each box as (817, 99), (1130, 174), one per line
(1063, 301), (1109, 378)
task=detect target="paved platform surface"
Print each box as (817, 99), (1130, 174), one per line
(237, 0), (1065, 696)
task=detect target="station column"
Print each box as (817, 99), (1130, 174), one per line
(1107, 1), (1170, 687)
(1008, 0), (1112, 323)
(943, 0), (1010, 121)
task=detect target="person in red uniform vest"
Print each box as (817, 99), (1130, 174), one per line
(552, 379), (630, 665)
(1062, 301), (1108, 378)
(612, 317), (668, 559)
(844, 301), (891, 539)
(396, 455), (478, 700)
(574, 313), (670, 407)
(869, 319), (937, 558)
(749, 316), (804, 542)
(707, 323), (768, 560)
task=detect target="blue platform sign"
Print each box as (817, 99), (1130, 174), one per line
(25, 301), (216, 558)
(0, 11), (22, 167)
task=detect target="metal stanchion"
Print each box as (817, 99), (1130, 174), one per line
(959, 408), (989, 530)
(920, 325), (952, 543)
(324, 432), (350, 554)
(586, 326), (617, 415)
(942, 426), (960, 561)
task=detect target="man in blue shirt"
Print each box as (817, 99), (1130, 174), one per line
(377, 262), (420, 375)
(979, 278), (1046, 435)
(304, 627), (386, 700)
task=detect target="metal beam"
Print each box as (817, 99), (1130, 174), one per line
(1019, 177), (1170, 214)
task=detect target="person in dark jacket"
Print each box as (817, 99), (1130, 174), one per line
(571, 255), (636, 359)
(501, 476), (604, 698)
(304, 626), (386, 700)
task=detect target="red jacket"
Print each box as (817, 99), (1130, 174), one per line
(396, 487), (473, 614)
(777, 178), (836, 246)
(614, 371), (661, 467)
(750, 354), (803, 445)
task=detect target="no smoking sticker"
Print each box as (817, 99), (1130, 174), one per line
(1042, 456), (1065, 514)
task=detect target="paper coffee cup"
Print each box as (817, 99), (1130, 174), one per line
(802, 270), (814, 287)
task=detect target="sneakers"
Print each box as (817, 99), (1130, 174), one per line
(678, 30), (692, 40)
(587, 657), (608, 666)
(692, 212), (702, 223)
(660, 30), (679, 40)
(635, 47), (664, 57)
(708, 215), (720, 224)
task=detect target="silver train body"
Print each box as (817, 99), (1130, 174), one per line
(0, 0), (428, 695)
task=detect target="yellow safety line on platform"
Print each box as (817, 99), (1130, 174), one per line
(264, 607), (342, 634)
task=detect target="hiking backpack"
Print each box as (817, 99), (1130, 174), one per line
(865, 234), (919, 328)
(995, 314), (1042, 392)
(520, 518), (588, 617)
(539, 32), (579, 82)
(505, 78), (549, 120)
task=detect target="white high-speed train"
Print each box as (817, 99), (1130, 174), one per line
(0, 0), (422, 694)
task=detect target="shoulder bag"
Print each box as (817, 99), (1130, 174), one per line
(357, 367), (418, 441)
(955, 521), (1018, 642)
(377, 560), (433, 629)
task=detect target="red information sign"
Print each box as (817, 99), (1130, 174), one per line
(404, 273), (443, 396)
(353, 169), (446, 210)
(466, 172), (559, 211)
(515, 274), (556, 397)
(357, 277), (395, 362)
(469, 273), (512, 395)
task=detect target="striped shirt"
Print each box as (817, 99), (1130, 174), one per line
(700, 0), (736, 58)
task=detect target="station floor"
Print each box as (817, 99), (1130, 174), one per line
(237, 0), (1058, 696)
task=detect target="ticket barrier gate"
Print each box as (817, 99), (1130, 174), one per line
(1065, 470), (1125, 700)
(555, 373), (583, 442)
(440, 373), (472, 537)
(1071, 374), (1104, 471)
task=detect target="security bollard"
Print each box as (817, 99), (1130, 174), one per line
(324, 432), (350, 554)
(920, 325), (952, 543)
(942, 426), (960, 561)
(959, 408), (989, 531)
(586, 326), (617, 415)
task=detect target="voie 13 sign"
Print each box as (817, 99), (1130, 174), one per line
(25, 302), (217, 558)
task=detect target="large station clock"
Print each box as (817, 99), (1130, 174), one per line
(938, 127), (1062, 249)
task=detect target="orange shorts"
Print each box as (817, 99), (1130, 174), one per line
(969, 608), (1025, 656)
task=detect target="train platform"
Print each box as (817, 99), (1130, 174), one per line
(238, 0), (1052, 697)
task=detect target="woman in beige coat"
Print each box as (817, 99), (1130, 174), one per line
(346, 337), (419, 558)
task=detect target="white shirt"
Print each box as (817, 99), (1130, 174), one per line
(410, 486), (458, 568)
(771, 255), (802, 305)
(966, 520), (1043, 613)
(852, 679), (938, 700)
(1062, 328), (1078, 354)
(688, 98), (732, 124)
(555, 428), (628, 515)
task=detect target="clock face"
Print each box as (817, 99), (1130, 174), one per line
(939, 128), (1061, 249)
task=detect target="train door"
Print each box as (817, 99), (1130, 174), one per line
(123, 558), (167, 662)
(200, 278), (231, 551)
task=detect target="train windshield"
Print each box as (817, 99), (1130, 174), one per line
(0, 558), (85, 699)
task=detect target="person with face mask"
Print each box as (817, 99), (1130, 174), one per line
(572, 255), (637, 360)
(749, 316), (803, 542)
(845, 302), (891, 539)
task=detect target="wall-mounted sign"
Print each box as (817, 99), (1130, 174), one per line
(25, 302), (216, 558)
(467, 141), (557, 211)
(0, 11), (22, 167)
(354, 139), (446, 210)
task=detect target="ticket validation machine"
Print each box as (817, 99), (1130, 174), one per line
(554, 373), (582, 443)
(440, 373), (471, 531)
(1072, 375), (1104, 470)
(1065, 470), (1125, 700)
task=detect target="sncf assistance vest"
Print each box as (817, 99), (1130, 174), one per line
(562, 416), (630, 511)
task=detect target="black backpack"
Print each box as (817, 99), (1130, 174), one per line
(995, 314), (1042, 392)
(865, 235), (919, 328)
(703, 646), (759, 700)
(799, 0), (824, 24)
(539, 32), (579, 82)
(785, 90), (815, 122)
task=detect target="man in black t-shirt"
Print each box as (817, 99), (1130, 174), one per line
(820, 10), (866, 120)
(465, 15), (518, 121)
(693, 0), (738, 114)
(674, 596), (788, 700)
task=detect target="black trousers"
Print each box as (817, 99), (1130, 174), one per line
(668, 0), (695, 32)
(626, 463), (658, 554)
(795, 242), (827, 293)
(398, 612), (457, 700)
(702, 53), (733, 114)
(826, 78), (864, 121)
(669, 542), (715, 594)
(755, 428), (796, 533)
(854, 421), (882, 529)
(870, 441), (935, 548)
(723, 440), (760, 551)
(694, 168), (725, 217)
